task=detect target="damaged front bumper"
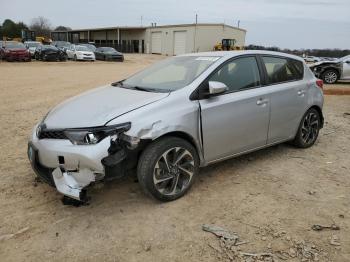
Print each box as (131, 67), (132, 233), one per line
(28, 124), (138, 201)
(52, 167), (94, 201)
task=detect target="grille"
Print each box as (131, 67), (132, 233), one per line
(39, 130), (67, 140)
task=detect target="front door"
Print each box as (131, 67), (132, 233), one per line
(342, 59), (350, 79)
(199, 56), (270, 163)
(66, 46), (74, 59)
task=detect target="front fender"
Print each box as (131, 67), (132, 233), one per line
(107, 92), (205, 165)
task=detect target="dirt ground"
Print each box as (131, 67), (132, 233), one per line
(0, 55), (349, 261)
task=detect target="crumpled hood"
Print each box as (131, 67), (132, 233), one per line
(309, 60), (339, 67)
(44, 85), (169, 129)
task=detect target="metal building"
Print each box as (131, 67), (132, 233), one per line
(51, 23), (246, 55)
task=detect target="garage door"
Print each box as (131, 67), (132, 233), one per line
(173, 31), (187, 55)
(151, 32), (162, 54)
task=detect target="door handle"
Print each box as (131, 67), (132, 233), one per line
(256, 98), (268, 106)
(297, 90), (306, 96)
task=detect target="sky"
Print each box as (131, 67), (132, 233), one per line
(1, 0), (349, 49)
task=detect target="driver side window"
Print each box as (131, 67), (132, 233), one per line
(209, 56), (261, 92)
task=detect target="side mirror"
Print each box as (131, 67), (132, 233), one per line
(208, 81), (228, 95)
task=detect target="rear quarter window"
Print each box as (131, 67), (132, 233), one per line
(262, 56), (304, 85)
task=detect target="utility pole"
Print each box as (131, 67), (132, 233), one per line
(238, 20), (240, 28)
(141, 16), (143, 26)
(194, 14), (198, 53)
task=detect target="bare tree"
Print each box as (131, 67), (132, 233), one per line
(30, 16), (52, 37)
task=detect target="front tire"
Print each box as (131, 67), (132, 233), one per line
(137, 137), (199, 202)
(322, 69), (338, 84)
(292, 108), (321, 148)
(73, 55), (77, 61)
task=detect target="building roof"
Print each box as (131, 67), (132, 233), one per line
(52, 23), (246, 33)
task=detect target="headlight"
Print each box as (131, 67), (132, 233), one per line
(64, 122), (131, 145)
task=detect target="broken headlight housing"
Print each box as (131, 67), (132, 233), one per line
(64, 122), (131, 145)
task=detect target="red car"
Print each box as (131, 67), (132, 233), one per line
(1, 41), (31, 62)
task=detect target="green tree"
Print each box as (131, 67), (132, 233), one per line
(1, 19), (29, 39)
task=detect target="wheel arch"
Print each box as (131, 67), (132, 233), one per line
(153, 131), (199, 149)
(138, 131), (204, 166)
(154, 131), (202, 158)
(309, 105), (324, 128)
(322, 66), (340, 78)
(123, 131), (204, 171)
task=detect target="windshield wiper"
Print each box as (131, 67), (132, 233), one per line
(111, 81), (123, 87)
(132, 86), (152, 92)
(112, 81), (166, 93)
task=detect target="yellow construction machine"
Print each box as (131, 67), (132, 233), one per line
(214, 39), (243, 51)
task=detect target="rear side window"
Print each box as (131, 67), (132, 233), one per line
(209, 56), (261, 92)
(262, 56), (304, 84)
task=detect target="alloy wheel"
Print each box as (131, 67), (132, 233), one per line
(301, 112), (319, 145)
(153, 147), (195, 196)
(324, 71), (337, 84)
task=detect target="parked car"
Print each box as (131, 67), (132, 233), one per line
(28, 51), (324, 203)
(79, 43), (96, 52)
(303, 56), (321, 63)
(66, 45), (95, 61)
(0, 41), (3, 59)
(24, 41), (42, 58)
(34, 45), (67, 61)
(51, 41), (71, 52)
(94, 47), (124, 61)
(309, 55), (350, 84)
(1, 41), (31, 62)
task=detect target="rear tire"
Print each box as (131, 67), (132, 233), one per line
(292, 108), (321, 148)
(137, 137), (199, 202)
(322, 69), (338, 84)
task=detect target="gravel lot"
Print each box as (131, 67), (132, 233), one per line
(0, 55), (349, 261)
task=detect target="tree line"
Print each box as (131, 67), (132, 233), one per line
(1, 18), (349, 58)
(245, 45), (350, 59)
(0, 17), (71, 39)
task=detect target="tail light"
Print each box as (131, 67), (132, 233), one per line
(316, 79), (323, 89)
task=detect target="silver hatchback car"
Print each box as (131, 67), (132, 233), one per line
(28, 51), (324, 203)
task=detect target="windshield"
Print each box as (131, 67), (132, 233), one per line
(100, 47), (116, 52)
(82, 44), (96, 51)
(5, 42), (25, 49)
(122, 56), (220, 92)
(27, 42), (40, 48)
(76, 45), (90, 52)
(54, 41), (70, 48)
(43, 45), (58, 50)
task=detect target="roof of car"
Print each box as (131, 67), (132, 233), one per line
(181, 50), (304, 62)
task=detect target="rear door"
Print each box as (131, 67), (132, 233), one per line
(199, 56), (270, 162)
(259, 56), (309, 143)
